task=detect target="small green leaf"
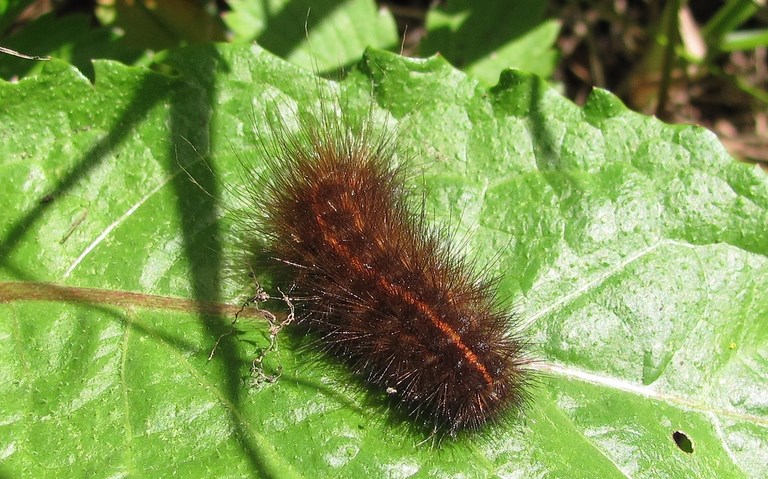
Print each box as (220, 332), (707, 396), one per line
(0, 0), (34, 34)
(420, 0), (560, 84)
(224, 0), (398, 73)
(0, 13), (144, 81)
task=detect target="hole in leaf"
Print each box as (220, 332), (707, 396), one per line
(673, 431), (693, 453)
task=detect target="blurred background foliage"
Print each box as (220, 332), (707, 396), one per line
(1, 0), (766, 163)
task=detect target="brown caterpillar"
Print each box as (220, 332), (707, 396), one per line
(243, 92), (530, 436)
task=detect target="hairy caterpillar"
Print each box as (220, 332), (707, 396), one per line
(238, 81), (531, 435)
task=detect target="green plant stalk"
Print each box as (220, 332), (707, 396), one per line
(722, 28), (768, 51)
(656, 0), (682, 118)
(702, 0), (763, 49)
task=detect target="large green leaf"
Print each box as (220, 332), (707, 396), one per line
(1, 43), (766, 478)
